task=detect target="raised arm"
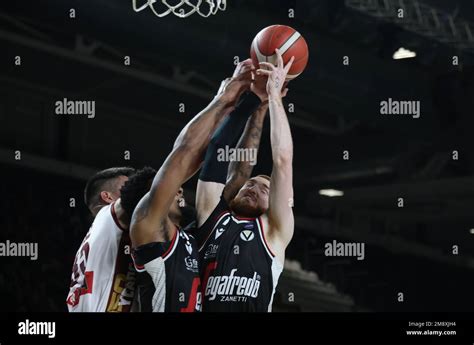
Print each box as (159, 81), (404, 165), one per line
(221, 102), (268, 202)
(195, 68), (290, 228)
(257, 49), (295, 248)
(130, 63), (252, 247)
(195, 88), (261, 228)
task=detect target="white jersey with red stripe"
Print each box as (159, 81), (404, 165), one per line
(66, 203), (136, 312)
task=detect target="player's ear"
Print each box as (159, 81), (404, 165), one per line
(100, 191), (114, 204)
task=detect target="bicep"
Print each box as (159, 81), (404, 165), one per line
(148, 147), (197, 221)
(196, 180), (225, 227)
(132, 147), (196, 234)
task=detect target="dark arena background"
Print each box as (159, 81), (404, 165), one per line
(1, 0), (474, 344)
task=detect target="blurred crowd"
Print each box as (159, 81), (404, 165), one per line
(0, 166), (90, 311)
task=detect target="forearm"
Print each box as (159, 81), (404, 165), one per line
(267, 95), (294, 245)
(173, 95), (229, 156)
(228, 103), (267, 179)
(222, 103), (267, 201)
(269, 96), (293, 165)
(199, 92), (261, 183)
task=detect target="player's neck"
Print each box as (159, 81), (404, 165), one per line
(113, 199), (129, 230)
(230, 208), (260, 220)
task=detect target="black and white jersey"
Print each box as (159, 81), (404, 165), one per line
(197, 197), (283, 312)
(132, 228), (201, 312)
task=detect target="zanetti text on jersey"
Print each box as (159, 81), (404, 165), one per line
(0, 240), (38, 260)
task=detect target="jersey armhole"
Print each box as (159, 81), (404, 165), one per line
(198, 211), (231, 252)
(111, 202), (127, 232)
(196, 196), (230, 249)
(131, 227), (179, 270)
(162, 228), (179, 261)
(256, 216), (276, 259)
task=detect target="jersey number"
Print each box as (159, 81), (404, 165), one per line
(67, 238), (94, 307)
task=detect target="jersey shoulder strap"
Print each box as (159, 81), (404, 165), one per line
(195, 195), (230, 248)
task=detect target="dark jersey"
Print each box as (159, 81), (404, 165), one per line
(131, 228), (201, 312)
(196, 197), (283, 312)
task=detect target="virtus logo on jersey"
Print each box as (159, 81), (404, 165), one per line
(240, 230), (255, 242)
(205, 269), (261, 302)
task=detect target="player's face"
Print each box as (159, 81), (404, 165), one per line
(230, 177), (270, 218)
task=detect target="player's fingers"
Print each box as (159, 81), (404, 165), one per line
(243, 59), (256, 72)
(259, 62), (276, 71)
(235, 77), (252, 88)
(256, 69), (272, 76)
(250, 82), (256, 93)
(217, 78), (231, 94)
(232, 60), (248, 77)
(282, 88), (289, 98)
(275, 48), (284, 69)
(254, 73), (268, 83)
(284, 56), (295, 73)
(238, 70), (254, 82)
(241, 58), (254, 67)
(240, 63), (254, 74)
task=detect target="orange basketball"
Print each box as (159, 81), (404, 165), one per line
(250, 24), (309, 80)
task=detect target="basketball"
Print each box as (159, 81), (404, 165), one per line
(250, 24), (309, 80)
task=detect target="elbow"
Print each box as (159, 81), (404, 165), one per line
(273, 149), (293, 168)
(173, 129), (210, 156)
(172, 123), (202, 152)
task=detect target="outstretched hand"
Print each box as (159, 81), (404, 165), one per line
(251, 73), (289, 103)
(217, 59), (253, 106)
(256, 49), (294, 99)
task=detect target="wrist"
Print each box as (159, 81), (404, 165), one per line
(214, 92), (233, 107)
(268, 94), (283, 103)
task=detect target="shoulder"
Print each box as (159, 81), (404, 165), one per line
(260, 212), (294, 254)
(90, 203), (123, 237)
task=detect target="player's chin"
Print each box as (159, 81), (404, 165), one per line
(230, 199), (264, 218)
